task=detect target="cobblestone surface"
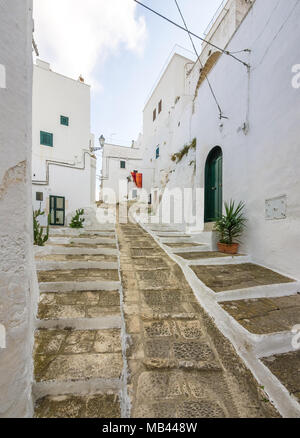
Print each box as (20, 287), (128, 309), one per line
(117, 223), (280, 418)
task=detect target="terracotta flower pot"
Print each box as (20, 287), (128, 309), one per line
(217, 242), (239, 255)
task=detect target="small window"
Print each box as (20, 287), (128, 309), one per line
(36, 192), (43, 202)
(120, 161), (126, 169)
(60, 115), (69, 126)
(153, 108), (156, 122)
(156, 147), (160, 159)
(158, 99), (162, 114)
(40, 131), (53, 147)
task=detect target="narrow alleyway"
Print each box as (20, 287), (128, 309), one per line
(117, 221), (279, 418)
(32, 213), (299, 418)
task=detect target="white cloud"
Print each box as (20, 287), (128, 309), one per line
(33, 0), (147, 89)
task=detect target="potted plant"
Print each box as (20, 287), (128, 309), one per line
(214, 200), (247, 255)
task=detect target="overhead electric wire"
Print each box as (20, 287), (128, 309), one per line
(174, 0), (225, 119)
(133, 0), (249, 69)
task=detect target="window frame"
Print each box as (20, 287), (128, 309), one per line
(60, 115), (69, 126)
(156, 146), (160, 159)
(40, 131), (53, 147)
(153, 108), (156, 122)
(158, 99), (162, 114)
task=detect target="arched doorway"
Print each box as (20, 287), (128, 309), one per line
(204, 146), (223, 222)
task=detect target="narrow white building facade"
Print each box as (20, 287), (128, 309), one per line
(100, 136), (153, 203)
(32, 60), (96, 226)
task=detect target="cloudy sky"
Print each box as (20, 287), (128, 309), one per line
(33, 0), (222, 155)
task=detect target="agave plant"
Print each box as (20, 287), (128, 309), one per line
(214, 200), (247, 245)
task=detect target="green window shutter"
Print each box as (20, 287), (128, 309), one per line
(120, 161), (126, 169)
(156, 147), (160, 159)
(40, 131), (53, 147)
(60, 115), (69, 126)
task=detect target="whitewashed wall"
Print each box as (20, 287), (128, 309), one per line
(0, 0), (38, 417)
(32, 60), (96, 223)
(163, 0), (300, 279)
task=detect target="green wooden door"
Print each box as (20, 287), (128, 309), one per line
(205, 147), (223, 222)
(50, 196), (65, 226)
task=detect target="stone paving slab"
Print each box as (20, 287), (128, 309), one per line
(117, 222), (280, 418)
(38, 269), (119, 283)
(130, 248), (164, 257)
(221, 295), (300, 334)
(192, 263), (294, 292)
(175, 251), (240, 260)
(262, 351), (300, 403)
(35, 393), (121, 418)
(36, 254), (118, 262)
(133, 371), (232, 418)
(34, 329), (123, 382)
(38, 291), (121, 320)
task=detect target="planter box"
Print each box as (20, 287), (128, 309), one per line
(217, 242), (239, 255)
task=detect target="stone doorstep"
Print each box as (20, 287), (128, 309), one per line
(191, 263), (295, 293)
(221, 295), (300, 335)
(34, 329), (123, 383)
(35, 393), (121, 418)
(261, 351), (300, 404)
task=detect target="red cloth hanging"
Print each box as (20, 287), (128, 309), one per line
(136, 173), (143, 188)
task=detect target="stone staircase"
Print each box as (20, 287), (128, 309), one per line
(33, 226), (126, 418)
(142, 223), (300, 418)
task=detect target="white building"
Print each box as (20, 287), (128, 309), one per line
(141, 0), (254, 212)
(100, 135), (153, 203)
(139, 0), (300, 280)
(32, 60), (96, 226)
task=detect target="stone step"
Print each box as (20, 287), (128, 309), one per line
(159, 237), (199, 244)
(37, 290), (121, 328)
(35, 246), (118, 256)
(155, 232), (191, 238)
(191, 263), (295, 294)
(35, 253), (118, 262)
(37, 268), (119, 283)
(48, 237), (116, 245)
(220, 294), (300, 335)
(36, 260), (118, 271)
(175, 251), (250, 265)
(34, 328), (123, 389)
(163, 242), (208, 251)
(47, 242), (117, 249)
(49, 232), (116, 238)
(261, 351), (300, 407)
(35, 393), (121, 418)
